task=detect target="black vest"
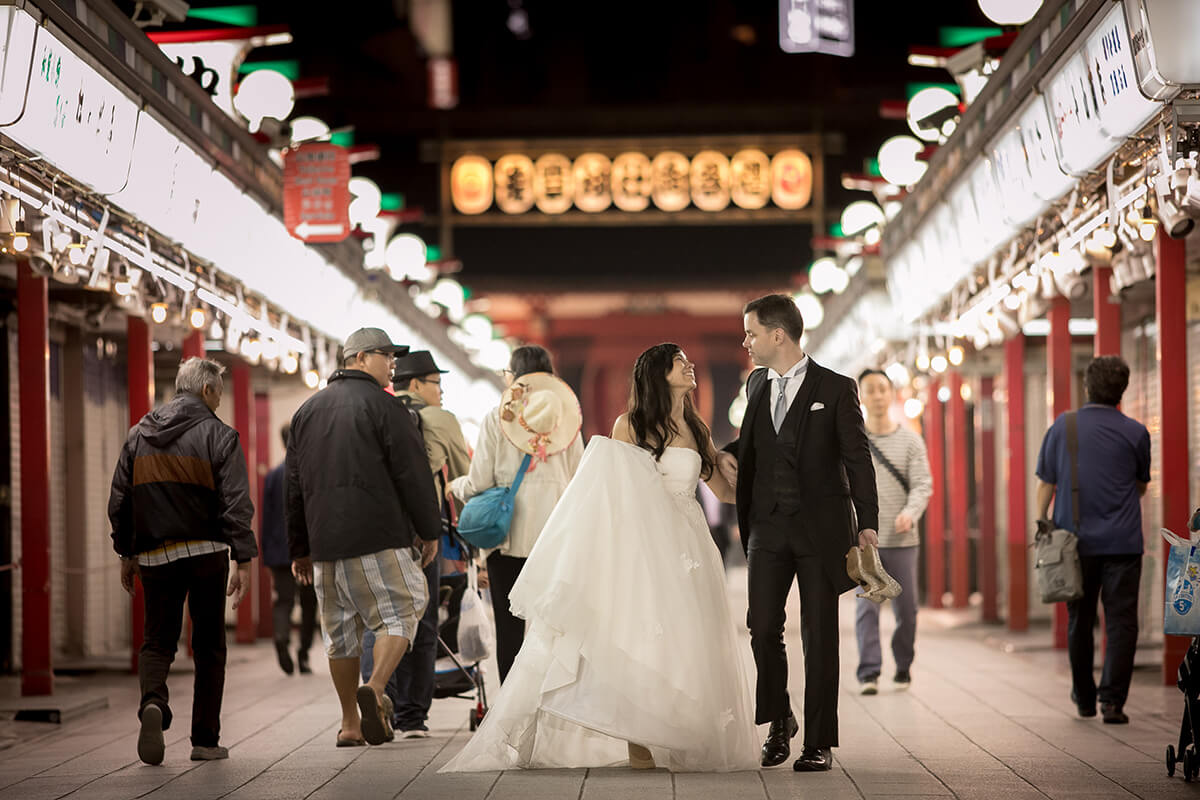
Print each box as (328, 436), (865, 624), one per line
(751, 380), (807, 523)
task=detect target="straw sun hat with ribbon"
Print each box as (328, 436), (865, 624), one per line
(499, 372), (582, 464)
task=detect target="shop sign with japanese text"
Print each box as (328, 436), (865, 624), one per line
(283, 143), (351, 242)
(1043, 5), (1158, 176)
(0, 8), (138, 195)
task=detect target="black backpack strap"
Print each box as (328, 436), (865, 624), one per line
(868, 437), (910, 495)
(1065, 411), (1081, 531)
(397, 394), (426, 438)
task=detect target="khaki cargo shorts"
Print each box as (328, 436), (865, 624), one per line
(313, 546), (429, 659)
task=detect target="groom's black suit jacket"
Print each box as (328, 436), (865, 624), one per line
(725, 359), (878, 593)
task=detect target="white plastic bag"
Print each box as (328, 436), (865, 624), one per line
(1164, 528), (1200, 636)
(457, 563), (494, 663)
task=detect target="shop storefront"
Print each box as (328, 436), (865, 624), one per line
(0, 1), (500, 695)
(820, 0), (1200, 682)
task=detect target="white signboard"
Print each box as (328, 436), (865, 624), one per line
(1018, 100), (1073, 203)
(989, 99), (1072, 227)
(778, 0), (854, 57)
(0, 7), (36, 126)
(156, 41), (241, 117)
(948, 180), (984, 265)
(967, 160), (1011, 256)
(929, 203), (964, 288)
(0, 14), (139, 194)
(1124, 0), (1196, 101)
(1043, 6), (1158, 176)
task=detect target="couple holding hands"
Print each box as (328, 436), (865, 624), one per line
(444, 293), (879, 774)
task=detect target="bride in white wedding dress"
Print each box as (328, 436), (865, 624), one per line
(441, 343), (759, 774)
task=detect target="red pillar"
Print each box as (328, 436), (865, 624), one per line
(1093, 266), (1121, 357)
(978, 376), (998, 622)
(1158, 235), (1191, 684)
(183, 329), (204, 361)
(924, 377), (946, 609)
(1004, 336), (1028, 631)
(255, 392), (272, 640)
(1047, 296), (1072, 649)
(232, 362), (257, 644)
(947, 370), (969, 609)
(18, 262), (51, 696)
(126, 317), (155, 672)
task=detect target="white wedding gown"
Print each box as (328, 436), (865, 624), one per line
(441, 436), (759, 773)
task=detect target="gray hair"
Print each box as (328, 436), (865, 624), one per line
(175, 357), (226, 396)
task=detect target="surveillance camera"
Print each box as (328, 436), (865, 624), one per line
(131, 0), (190, 28)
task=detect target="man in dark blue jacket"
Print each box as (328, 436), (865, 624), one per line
(261, 423), (316, 675)
(287, 328), (442, 747)
(109, 357), (257, 766)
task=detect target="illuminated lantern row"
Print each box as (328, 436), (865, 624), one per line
(450, 149), (812, 215)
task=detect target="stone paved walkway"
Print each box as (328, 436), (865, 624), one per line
(0, 566), (1191, 799)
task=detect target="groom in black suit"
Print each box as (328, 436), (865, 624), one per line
(718, 294), (878, 772)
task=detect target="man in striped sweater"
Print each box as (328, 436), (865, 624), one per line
(855, 369), (933, 695)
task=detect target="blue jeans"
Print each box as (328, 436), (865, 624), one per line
(855, 546), (919, 682)
(360, 551), (440, 729)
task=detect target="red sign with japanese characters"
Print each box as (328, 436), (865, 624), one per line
(283, 143), (351, 242)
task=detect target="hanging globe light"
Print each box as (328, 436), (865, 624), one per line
(978, 0), (1042, 26)
(233, 69), (295, 133)
(906, 87), (959, 143)
(877, 136), (928, 187)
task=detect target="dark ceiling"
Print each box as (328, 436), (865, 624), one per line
(146, 0), (997, 292)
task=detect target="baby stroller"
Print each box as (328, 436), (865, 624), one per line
(433, 527), (491, 731)
(1167, 636), (1200, 780)
(1166, 508), (1200, 781)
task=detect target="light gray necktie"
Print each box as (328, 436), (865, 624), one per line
(772, 376), (790, 433)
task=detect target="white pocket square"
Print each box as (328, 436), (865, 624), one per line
(810, 401), (825, 411)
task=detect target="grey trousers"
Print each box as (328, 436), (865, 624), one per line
(855, 545), (919, 682)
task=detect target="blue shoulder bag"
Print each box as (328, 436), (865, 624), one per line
(457, 453), (533, 549)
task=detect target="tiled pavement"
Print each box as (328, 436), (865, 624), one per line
(0, 566), (1192, 799)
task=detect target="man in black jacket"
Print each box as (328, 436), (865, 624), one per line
(287, 328), (442, 748)
(717, 294), (878, 773)
(109, 357), (257, 766)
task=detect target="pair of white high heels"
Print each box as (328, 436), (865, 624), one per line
(846, 543), (902, 604)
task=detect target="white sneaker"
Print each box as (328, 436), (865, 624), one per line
(860, 679), (879, 696)
(400, 729), (430, 739)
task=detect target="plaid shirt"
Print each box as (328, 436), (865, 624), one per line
(137, 539), (229, 567)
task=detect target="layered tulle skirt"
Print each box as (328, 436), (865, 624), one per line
(441, 437), (758, 773)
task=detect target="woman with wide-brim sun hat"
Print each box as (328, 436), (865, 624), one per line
(448, 345), (583, 683)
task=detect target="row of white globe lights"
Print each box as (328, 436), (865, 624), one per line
(837, 2), (1050, 417)
(228, 72), (514, 377)
(786, 1), (1045, 431)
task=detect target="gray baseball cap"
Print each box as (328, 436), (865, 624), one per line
(342, 327), (410, 360)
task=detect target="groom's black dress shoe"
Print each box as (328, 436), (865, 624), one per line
(760, 713), (799, 767)
(793, 746), (833, 772)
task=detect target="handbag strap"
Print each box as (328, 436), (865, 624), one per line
(868, 437), (909, 494)
(440, 465), (458, 525)
(1065, 411), (1081, 530)
(509, 453), (534, 496)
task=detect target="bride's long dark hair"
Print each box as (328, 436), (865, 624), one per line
(628, 343), (714, 480)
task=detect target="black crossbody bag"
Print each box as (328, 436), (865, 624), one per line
(868, 438), (909, 494)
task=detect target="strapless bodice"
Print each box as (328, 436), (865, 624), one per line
(655, 447), (702, 497)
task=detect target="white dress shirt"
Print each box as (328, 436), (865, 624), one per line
(767, 356), (809, 417)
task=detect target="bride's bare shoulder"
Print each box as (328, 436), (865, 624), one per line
(611, 413), (634, 443)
